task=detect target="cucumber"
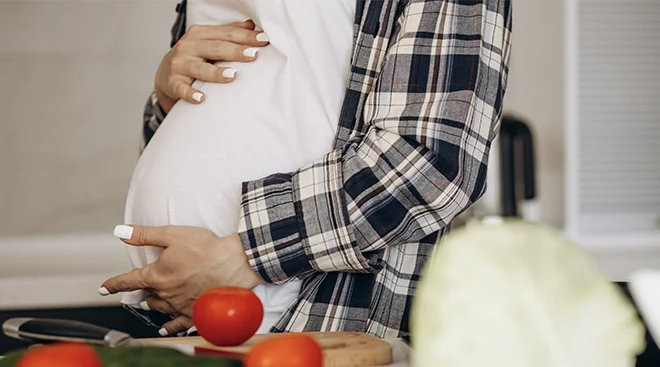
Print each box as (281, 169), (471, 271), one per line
(0, 346), (242, 367)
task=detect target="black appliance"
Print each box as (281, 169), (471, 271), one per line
(498, 116), (537, 217)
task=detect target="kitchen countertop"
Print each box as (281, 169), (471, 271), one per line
(0, 339), (410, 366)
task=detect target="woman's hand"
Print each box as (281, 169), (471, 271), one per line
(99, 225), (263, 326)
(161, 315), (195, 337)
(155, 20), (269, 112)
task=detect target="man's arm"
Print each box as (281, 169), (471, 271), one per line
(237, 0), (513, 283)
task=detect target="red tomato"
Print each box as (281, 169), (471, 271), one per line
(17, 343), (101, 367)
(193, 286), (264, 346)
(244, 334), (323, 367)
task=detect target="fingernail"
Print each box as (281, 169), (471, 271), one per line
(139, 301), (150, 311)
(192, 92), (203, 102)
(241, 18), (252, 23)
(243, 47), (259, 58)
(256, 33), (269, 42)
(186, 326), (197, 335)
(222, 68), (237, 79)
(158, 328), (169, 337)
(176, 332), (186, 337)
(114, 225), (133, 240)
(97, 287), (110, 296)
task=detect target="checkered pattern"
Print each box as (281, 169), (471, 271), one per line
(143, 0), (512, 339)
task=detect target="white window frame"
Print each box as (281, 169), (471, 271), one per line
(563, 0), (660, 280)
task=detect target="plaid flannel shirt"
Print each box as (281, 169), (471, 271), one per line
(142, 0), (512, 339)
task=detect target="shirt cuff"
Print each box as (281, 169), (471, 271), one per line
(237, 174), (314, 284)
(237, 155), (379, 284)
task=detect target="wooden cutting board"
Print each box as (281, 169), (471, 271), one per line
(142, 332), (393, 367)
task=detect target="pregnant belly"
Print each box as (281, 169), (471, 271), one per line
(127, 127), (301, 236)
(125, 49), (335, 236)
(121, 48), (336, 328)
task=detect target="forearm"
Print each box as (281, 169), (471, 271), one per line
(155, 88), (177, 114)
(238, 124), (493, 282)
(141, 0), (186, 150)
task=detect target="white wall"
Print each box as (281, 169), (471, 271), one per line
(0, 0), (176, 236)
(0, 1), (176, 309)
(498, 0), (566, 228)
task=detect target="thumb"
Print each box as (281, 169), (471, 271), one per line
(114, 225), (172, 248)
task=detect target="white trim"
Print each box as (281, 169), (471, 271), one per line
(574, 231), (660, 252)
(564, 0), (580, 237)
(0, 233), (128, 311)
(0, 274), (123, 311)
(1, 230), (659, 310)
(572, 232), (660, 282)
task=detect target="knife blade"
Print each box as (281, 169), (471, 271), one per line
(2, 317), (142, 347)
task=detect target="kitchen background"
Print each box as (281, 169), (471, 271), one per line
(0, 0), (658, 362)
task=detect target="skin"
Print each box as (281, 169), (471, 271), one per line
(102, 21), (269, 334)
(155, 20), (269, 112)
(101, 226), (262, 334)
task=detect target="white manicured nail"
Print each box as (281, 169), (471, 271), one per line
(158, 328), (169, 337)
(97, 287), (110, 296)
(256, 33), (269, 42)
(192, 92), (203, 102)
(241, 18), (252, 23)
(114, 225), (133, 240)
(222, 68), (237, 79)
(139, 301), (150, 311)
(243, 48), (259, 57)
(186, 326), (197, 335)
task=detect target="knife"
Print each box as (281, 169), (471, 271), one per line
(2, 318), (240, 360)
(2, 317), (140, 347)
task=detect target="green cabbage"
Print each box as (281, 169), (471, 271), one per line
(411, 219), (646, 367)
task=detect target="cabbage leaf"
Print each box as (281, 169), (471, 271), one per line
(411, 220), (646, 367)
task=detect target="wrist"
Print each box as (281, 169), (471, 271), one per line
(235, 234), (264, 289)
(223, 234), (264, 289)
(154, 87), (177, 114)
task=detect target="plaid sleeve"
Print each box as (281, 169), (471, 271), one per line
(237, 0), (513, 283)
(141, 91), (167, 151)
(141, 1), (188, 151)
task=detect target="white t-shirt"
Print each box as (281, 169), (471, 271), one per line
(120, 0), (355, 333)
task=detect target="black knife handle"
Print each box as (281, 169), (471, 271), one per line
(2, 318), (131, 346)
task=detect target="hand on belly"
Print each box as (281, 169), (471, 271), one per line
(99, 225), (263, 334)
